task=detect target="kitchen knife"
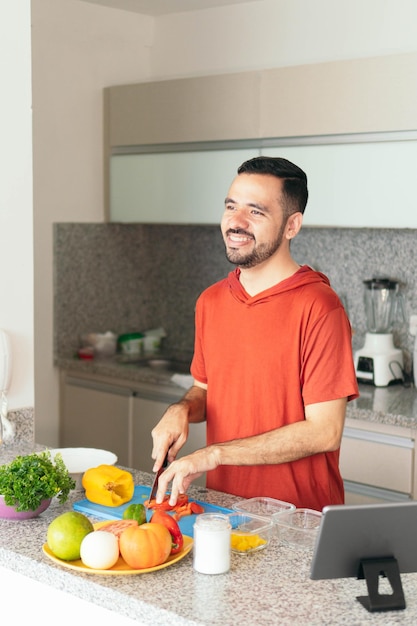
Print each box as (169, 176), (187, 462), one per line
(148, 452), (169, 503)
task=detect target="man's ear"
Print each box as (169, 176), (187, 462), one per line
(285, 212), (303, 240)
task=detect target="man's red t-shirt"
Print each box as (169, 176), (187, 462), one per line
(190, 266), (359, 511)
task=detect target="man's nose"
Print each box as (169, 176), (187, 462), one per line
(227, 207), (250, 229)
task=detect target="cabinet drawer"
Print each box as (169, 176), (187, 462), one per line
(340, 427), (414, 494)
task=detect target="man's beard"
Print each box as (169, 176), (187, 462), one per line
(224, 224), (286, 269)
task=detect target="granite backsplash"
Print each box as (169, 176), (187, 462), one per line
(1, 408), (35, 447)
(54, 224), (417, 375)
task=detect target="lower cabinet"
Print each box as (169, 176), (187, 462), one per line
(340, 418), (416, 504)
(60, 376), (131, 466)
(60, 372), (206, 486)
(130, 395), (168, 472)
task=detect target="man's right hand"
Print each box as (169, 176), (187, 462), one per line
(151, 401), (190, 471)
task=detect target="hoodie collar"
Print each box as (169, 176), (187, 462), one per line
(227, 265), (330, 305)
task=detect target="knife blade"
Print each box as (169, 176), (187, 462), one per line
(148, 452), (169, 503)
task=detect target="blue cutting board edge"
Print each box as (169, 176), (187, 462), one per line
(73, 484), (233, 537)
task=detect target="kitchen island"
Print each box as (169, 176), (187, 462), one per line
(1, 442), (417, 625)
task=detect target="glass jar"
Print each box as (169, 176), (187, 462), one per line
(193, 513), (231, 575)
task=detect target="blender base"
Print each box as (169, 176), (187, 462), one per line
(355, 333), (404, 387)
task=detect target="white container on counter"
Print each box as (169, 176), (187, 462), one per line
(80, 332), (117, 358)
(193, 513), (231, 575)
(117, 332), (144, 356)
(143, 327), (166, 354)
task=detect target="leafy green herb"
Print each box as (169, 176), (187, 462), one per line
(0, 450), (76, 512)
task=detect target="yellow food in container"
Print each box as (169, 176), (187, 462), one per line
(231, 532), (267, 552)
(228, 512), (273, 554)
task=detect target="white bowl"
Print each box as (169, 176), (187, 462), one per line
(47, 447), (118, 490)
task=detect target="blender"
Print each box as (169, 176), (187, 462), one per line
(355, 277), (405, 387)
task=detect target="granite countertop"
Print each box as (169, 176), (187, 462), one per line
(347, 383), (417, 430)
(57, 354), (417, 430)
(57, 353), (192, 399)
(1, 443), (417, 626)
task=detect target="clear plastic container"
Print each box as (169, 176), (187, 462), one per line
(275, 508), (322, 550)
(232, 497), (296, 538)
(228, 512), (274, 554)
(233, 496), (295, 519)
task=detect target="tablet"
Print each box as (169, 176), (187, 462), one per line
(310, 501), (417, 611)
(310, 501), (417, 580)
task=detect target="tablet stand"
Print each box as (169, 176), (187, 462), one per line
(357, 556), (406, 612)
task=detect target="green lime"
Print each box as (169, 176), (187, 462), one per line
(122, 503), (147, 525)
(47, 511), (94, 560)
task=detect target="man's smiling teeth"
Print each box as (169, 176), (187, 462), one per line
(229, 234), (252, 242)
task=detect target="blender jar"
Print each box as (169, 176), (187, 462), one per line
(363, 278), (405, 333)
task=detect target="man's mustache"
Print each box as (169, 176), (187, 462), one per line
(226, 228), (254, 239)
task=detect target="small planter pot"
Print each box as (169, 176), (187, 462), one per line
(0, 495), (52, 520)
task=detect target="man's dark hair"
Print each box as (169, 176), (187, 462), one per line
(237, 156), (308, 216)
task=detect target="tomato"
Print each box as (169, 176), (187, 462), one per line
(119, 522), (171, 569)
(151, 510), (184, 554)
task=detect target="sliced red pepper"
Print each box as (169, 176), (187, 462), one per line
(172, 501), (205, 521)
(144, 493), (189, 511)
(144, 495), (173, 511)
(151, 510), (184, 554)
(190, 502), (205, 514)
(173, 507), (192, 521)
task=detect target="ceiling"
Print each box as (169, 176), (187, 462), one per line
(78, 0), (262, 16)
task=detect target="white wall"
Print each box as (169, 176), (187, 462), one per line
(0, 1), (34, 409)
(32, 0), (153, 445)
(16, 0), (417, 446)
(151, 0), (417, 78)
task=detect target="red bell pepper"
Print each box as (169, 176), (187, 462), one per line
(151, 510), (184, 554)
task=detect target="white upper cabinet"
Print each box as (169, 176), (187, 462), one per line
(262, 137), (417, 228)
(109, 135), (417, 227)
(105, 55), (417, 226)
(109, 148), (258, 224)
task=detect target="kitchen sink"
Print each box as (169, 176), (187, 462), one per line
(118, 355), (192, 375)
(145, 357), (192, 375)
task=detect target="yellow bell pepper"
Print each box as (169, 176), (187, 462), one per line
(82, 464), (134, 507)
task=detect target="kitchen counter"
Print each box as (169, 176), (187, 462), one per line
(57, 353), (192, 399)
(1, 443), (417, 625)
(57, 354), (417, 429)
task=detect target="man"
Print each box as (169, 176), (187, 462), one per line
(151, 156), (358, 511)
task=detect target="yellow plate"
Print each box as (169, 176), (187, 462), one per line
(42, 521), (193, 575)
